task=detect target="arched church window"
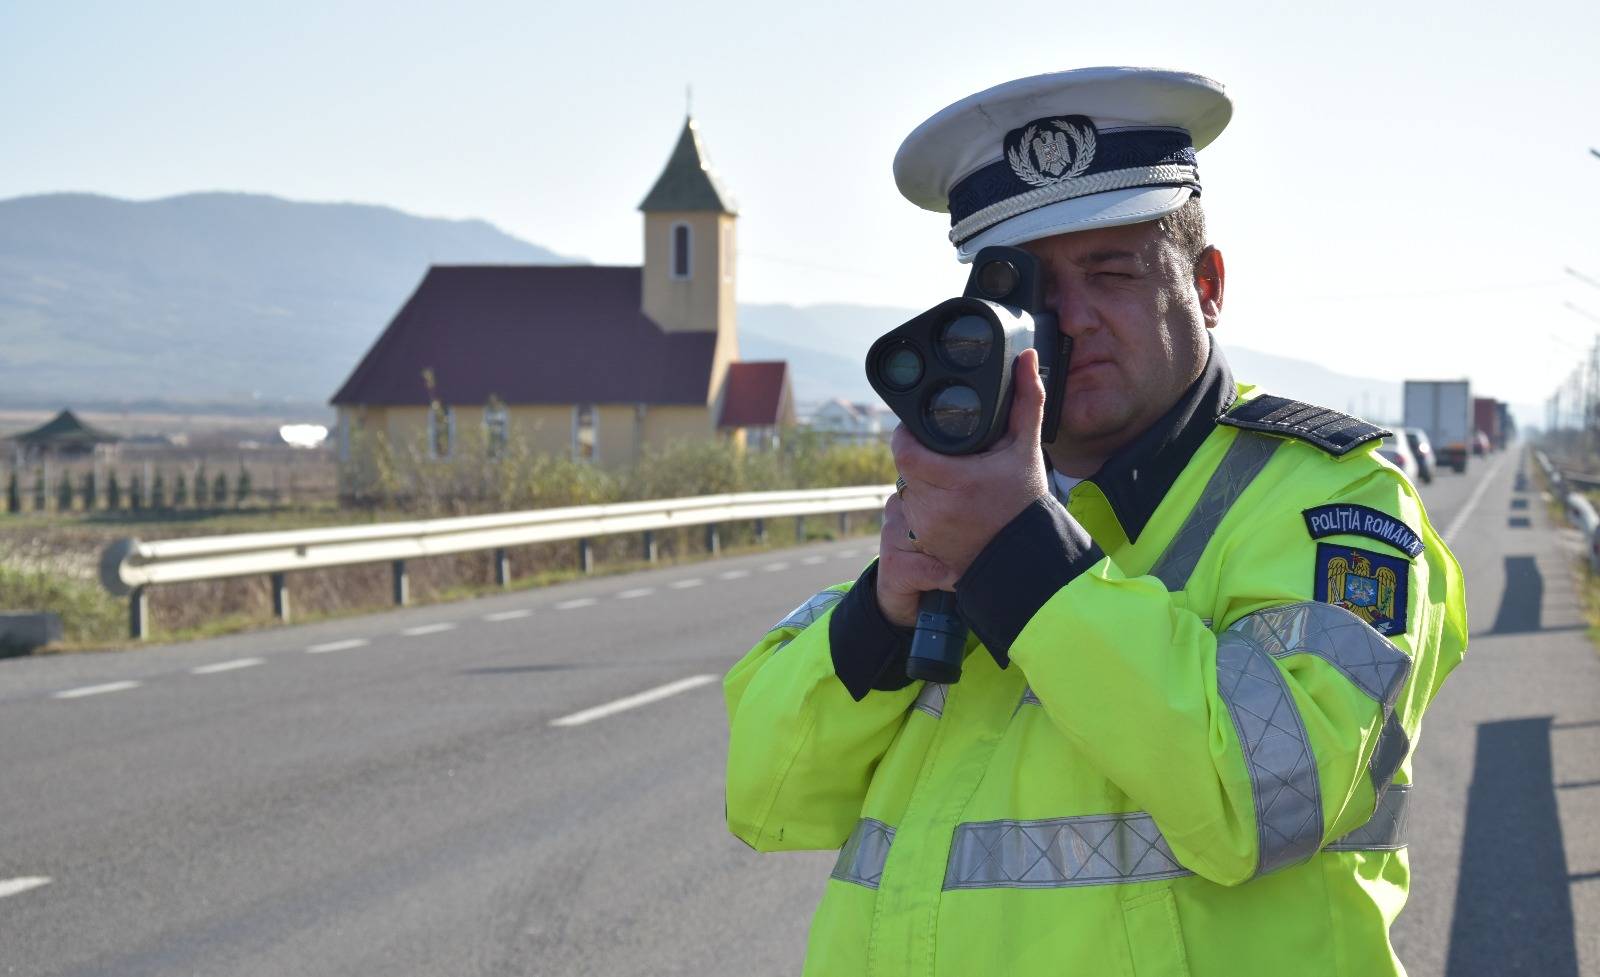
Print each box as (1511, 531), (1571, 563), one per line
(671, 223), (691, 280)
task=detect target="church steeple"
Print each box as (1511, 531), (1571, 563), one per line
(639, 117), (738, 215)
(639, 115), (740, 408)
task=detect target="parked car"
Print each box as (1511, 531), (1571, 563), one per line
(1375, 434), (1419, 484)
(1404, 427), (1436, 484)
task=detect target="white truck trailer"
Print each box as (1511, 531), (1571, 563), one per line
(1403, 379), (1472, 473)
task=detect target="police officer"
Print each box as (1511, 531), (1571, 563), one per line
(724, 67), (1467, 977)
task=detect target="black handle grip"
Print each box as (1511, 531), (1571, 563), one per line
(905, 590), (967, 684)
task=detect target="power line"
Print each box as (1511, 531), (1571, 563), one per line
(1565, 302), (1600, 326)
(1567, 267), (1600, 292)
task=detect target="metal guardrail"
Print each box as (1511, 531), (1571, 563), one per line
(1537, 450), (1600, 573)
(99, 485), (894, 639)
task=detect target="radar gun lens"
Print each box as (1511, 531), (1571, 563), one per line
(881, 344), (924, 390)
(925, 384), (983, 441)
(976, 259), (1019, 299)
(938, 315), (994, 369)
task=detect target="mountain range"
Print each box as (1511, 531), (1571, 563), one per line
(0, 191), (1404, 422)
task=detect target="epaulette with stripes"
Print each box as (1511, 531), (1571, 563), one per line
(1217, 395), (1390, 456)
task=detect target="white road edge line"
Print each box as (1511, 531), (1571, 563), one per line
(401, 623), (457, 637)
(484, 609), (533, 622)
(54, 681), (140, 700)
(669, 578), (704, 589)
(555, 598), (598, 610)
(1443, 455), (1507, 544)
(306, 638), (368, 654)
(191, 658), (263, 675)
(550, 674), (719, 728)
(616, 588), (655, 600)
(0, 877), (51, 900)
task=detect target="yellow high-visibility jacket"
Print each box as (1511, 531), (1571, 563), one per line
(725, 377), (1467, 977)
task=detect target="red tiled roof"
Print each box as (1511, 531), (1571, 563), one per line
(719, 361), (792, 428)
(331, 266), (717, 406)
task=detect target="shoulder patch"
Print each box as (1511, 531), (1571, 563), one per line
(1314, 543), (1409, 637)
(1303, 503), (1424, 558)
(1218, 395), (1389, 456)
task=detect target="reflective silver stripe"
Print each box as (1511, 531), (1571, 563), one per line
(1368, 711), (1410, 795)
(1019, 686), (1042, 708)
(831, 818), (894, 888)
(1230, 602), (1411, 707)
(1149, 431), (1281, 591)
(944, 812), (1191, 889)
(1327, 784), (1410, 851)
(938, 792), (1413, 890)
(1229, 601), (1414, 794)
(1216, 624), (1323, 877)
(913, 682), (949, 719)
(769, 588), (846, 635)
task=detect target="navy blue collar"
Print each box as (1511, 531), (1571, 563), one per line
(1084, 339), (1236, 543)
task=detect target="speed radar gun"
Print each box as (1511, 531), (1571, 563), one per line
(865, 245), (1071, 684)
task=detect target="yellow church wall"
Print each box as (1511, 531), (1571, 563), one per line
(642, 405), (716, 448)
(506, 405), (575, 458)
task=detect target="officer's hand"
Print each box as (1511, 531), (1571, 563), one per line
(892, 348), (1050, 582)
(876, 492), (958, 629)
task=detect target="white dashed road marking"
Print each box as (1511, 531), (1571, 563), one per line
(555, 598), (598, 610)
(762, 562), (790, 572)
(801, 556), (827, 565)
(616, 588), (655, 600)
(838, 549), (862, 558)
(549, 674), (719, 728)
(484, 609), (532, 622)
(191, 658), (263, 675)
(0, 877), (50, 900)
(54, 681), (140, 700)
(1443, 455), (1506, 545)
(306, 639), (368, 654)
(669, 578), (704, 589)
(401, 623), (457, 637)
(718, 569), (750, 580)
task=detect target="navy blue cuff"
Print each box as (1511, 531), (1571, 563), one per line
(955, 497), (1104, 665)
(828, 561), (916, 701)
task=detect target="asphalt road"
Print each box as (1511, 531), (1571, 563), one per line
(0, 449), (1595, 976)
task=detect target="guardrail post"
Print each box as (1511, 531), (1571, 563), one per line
(795, 516), (806, 542)
(838, 512), (849, 535)
(578, 538), (594, 574)
(754, 518), (767, 545)
(392, 560), (409, 606)
(705, 523), (720, 556)
(129, 587), (148, 640)
(271, 572), (290, 622)
(494, 548), (511, 587)
(642, 530), (658, 563)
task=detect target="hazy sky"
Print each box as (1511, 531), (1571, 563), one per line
(3, 0), (1596, 409)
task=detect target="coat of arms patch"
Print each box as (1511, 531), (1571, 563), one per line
(1313, 543), (1409, 637)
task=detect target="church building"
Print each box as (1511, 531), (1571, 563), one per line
(330, 117), (793, 492)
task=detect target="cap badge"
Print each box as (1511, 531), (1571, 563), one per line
(1005, 115), (1098, 188)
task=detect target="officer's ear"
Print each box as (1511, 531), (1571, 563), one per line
(1194, 246), (1224, 330)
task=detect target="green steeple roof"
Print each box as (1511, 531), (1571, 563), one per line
(638, 117), (737, 215)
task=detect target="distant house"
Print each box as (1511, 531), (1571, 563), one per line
(4, 409), (121, 463)
(331, 116), (793, 492)
(809, 398), (893, 444)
